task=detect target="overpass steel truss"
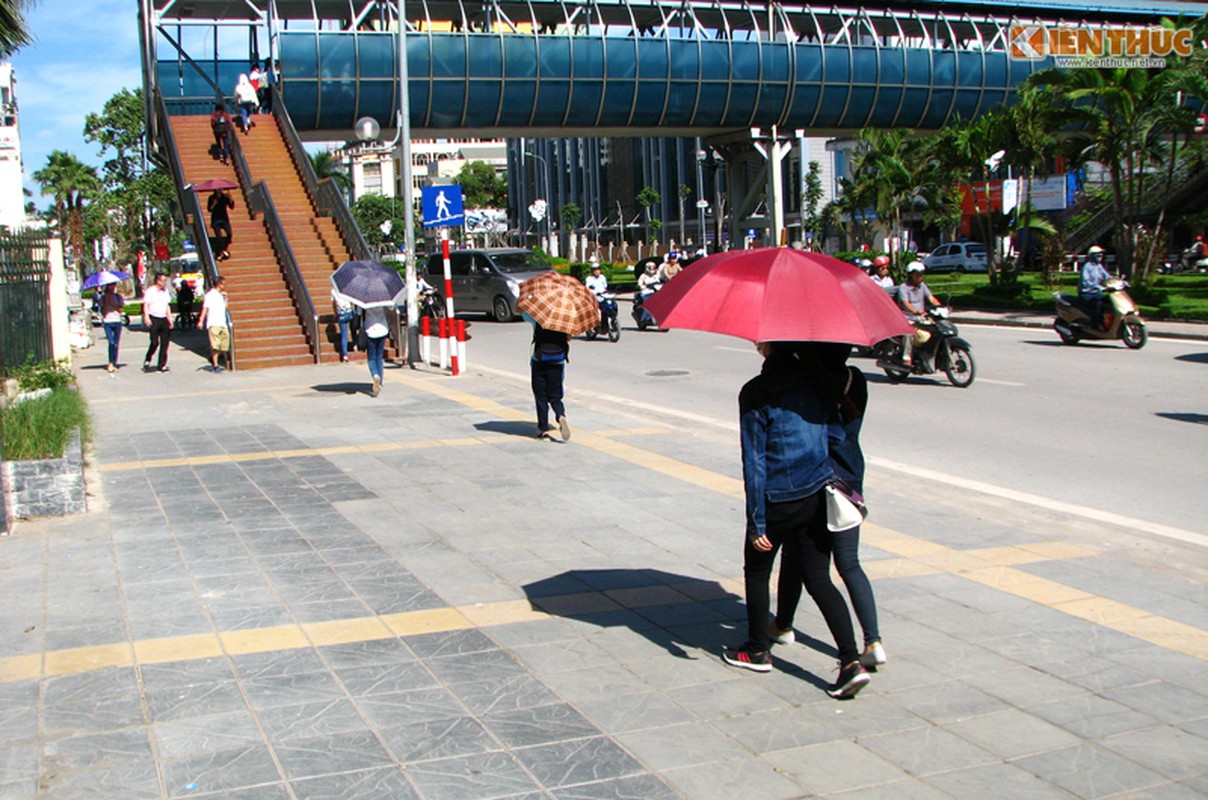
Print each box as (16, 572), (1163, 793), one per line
(145, 0), (1145, 137)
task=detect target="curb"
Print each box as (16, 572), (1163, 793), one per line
(952, 314), (1208, 341)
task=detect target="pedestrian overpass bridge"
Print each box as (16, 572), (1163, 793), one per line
(145, 0), (1207, 139)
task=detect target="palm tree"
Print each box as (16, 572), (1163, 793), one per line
(33, 150), (99, 266)
(311, 151), (352, 198)
(0, 0), (34, 57)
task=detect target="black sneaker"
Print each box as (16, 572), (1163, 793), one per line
(827, 660), (870, 699)
(722, 644), (772, 673)
(142, 361), (151, 372)
(158, 366), (170, 373)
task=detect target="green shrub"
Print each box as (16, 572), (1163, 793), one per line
(0, 386), (91, 460)
(7, 357), (75, 391)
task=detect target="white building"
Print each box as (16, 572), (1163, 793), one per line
(337, 138), (507, 202)
(0, 63), (26, 231)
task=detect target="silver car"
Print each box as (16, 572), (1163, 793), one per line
(923, 242), (988, 273)
(422, 248), (552, 321)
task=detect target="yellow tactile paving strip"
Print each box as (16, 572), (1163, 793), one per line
(6, 372), (1203, 685)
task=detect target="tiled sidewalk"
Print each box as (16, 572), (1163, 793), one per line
(1, 330), (1205, 799)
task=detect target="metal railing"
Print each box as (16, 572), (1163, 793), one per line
(152, 88), (236, 369)
(246, 181), (321, 363)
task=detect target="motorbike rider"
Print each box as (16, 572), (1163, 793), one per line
(870, 255), (894, 289)
(658, 251), (683, 282)
(638, 261), (662, 292)
(1079, 245), (1111, 330)
(896, 261), (942, 366)
(585, 259), (608, 296)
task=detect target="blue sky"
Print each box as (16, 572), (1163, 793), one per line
(10, 0), (142, 209)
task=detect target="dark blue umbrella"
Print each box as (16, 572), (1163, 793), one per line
(330, 260), (406, 309)
(81, 270), (131, 291)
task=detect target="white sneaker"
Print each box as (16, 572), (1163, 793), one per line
(767, 622), (795, 646)
(860, 641), (887, 668)
(372, 375), (381, 397)
(558, 415), (571, 441)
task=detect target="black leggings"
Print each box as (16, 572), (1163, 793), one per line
(743, 492), (859, 665)
(144, 315), (171, 369)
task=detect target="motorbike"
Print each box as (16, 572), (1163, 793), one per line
(632, 283), (663, 330)
(872, 307), (976, 387)
(1053, 279), (1147, 349)
(585, 292), (620, 342)
(419, 288), (446, 319)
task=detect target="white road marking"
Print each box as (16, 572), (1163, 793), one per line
(475, 364), (1205, 548)
(976, 378), (1025, 386)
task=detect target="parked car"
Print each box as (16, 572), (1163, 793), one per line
(923, 242), (988, 273)
(421, 248), (552, 321)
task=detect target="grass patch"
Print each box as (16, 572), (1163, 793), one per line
(0, 386), (92, 461)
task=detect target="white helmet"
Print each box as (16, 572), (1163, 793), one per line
(906, 261), (926, 273)
(1088, 245), (1105, 254)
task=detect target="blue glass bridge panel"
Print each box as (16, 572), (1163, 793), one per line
(604, 39), (637, 79)
(824, 47), (852, 84)
(539, 39), (571, 78)
(505, 37), (539, 78)
(566, 81), (604, 125)
(498, 82), (537, 125)
(699, 42), (732, 81)
(601, 82), (635, 124)
(469, 36), (503, 77)
(632, 83), (667, 125)
(571, 37), (605, 77)
(637, 41), (669, 80)
(668, 42), (699, 81)
(357, 34), (395, 77)
(696, 82), (728, 119)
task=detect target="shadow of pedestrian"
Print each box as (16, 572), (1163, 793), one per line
(521, 568), (832, 688)
(1156, 412), (1208, 426)
(474, 420), (538, 438)
(311, 382), (370, 395)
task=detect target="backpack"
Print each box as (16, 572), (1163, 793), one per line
(211, 112), (229, 133)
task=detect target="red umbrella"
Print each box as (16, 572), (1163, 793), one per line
(642, 247), (913, 346)
(188, 178), (239, 192)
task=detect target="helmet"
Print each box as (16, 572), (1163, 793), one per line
(667, 251), (679, 260)
(857, 258), (872, 269)
(873, 255), (890, 268)
(1088, 245), (1105, 254)
(645, 262), (657, 271)
(906, 261), (926, 273)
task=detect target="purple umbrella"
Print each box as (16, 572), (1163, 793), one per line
(81, 270), (131, 291)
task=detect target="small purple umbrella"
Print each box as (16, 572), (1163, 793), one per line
(81, 270), (131, 291)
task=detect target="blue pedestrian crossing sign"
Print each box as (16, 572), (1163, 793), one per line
(422, 185), (464, 228)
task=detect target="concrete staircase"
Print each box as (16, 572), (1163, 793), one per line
(170, 114), (354, 368)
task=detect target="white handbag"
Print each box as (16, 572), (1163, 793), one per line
(825, 481), (867, 532)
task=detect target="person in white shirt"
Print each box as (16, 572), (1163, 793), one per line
(584, 262), (608, 296)
(362, 306), (390, 397)
(198, 276), (231, 372)
(142, 272), (173, 372)
(870, 256), (894, 289)
(637, 262), (661, 291)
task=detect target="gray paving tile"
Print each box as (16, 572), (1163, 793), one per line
(153, 710), (263, 758)
(944, 708), (1082, 759)
(272, 729), (394, 780)
(230, 648), (329, 679)
(42, 667), (138, 705)
(513, 736), (646, 789)
(0, 738), (37, 786)
(1102, 681), (1208, 725)
(334, 659), (438, 696)
(318, 637), (415, 669)
(1030, 694), (1162, 739)
(448, 672), (563, 716)
(884, 680), (1010, 725)
(1098, 726), (1207, 781)
(922, 762), (1075, 799)
(551, 773), (680, 800)
(483, 703), (601, 748)
(37, 760), (162, 800)
(404, 751), (540, 800)
(42, 693), (146, 734)
(189, 782), (293, 799)
(575, 691), (695, 734)
(290, 766), (420, 800)
(859, 726), (998, 776)
(1014, 743), (1167, 799)
(960, 666), (1088, 708)
(163, 744), (282, 798)
(662, 756), (807, 800)
(240, 670), (346, 710)
(403, 628), (499, 658)
(764, 740), (910, 795)
(355, 687), (466, 728)
(145, 679), (248, 722)
(710, 707), (848, 752)
(380, 715), (501, 763)
(256, 697), (370, 742)
(615, 722), (749, 770)
(42, 728), (154, 772)
(425, 648), (529, 685)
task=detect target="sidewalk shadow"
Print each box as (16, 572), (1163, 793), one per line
(474, 420), (537, 438)
(1175, 352), (1208, 364)
(521, 568), (832, 689)
(1156, 412), (1208, 426)
(312, 382), (371, 395)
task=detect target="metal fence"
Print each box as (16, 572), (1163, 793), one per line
(0, 231), (52, 373)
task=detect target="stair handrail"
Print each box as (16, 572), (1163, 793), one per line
(246, 181), (321, 364)
(272, 99), (373, 261)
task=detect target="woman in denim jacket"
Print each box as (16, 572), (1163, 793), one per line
(723, 341), (869, 699)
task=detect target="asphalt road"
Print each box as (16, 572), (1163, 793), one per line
(455, 307), (1208, 541)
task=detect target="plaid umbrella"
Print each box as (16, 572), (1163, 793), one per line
(330, 260), (407, 309)
(81, 270), (131, 291)
(517, 272), (600, 336)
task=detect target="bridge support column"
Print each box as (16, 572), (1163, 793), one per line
(752, 126), (793, 248)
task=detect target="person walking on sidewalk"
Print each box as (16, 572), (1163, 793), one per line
(142, 272), (173, 373)
(362, 305), (389, 396)
(333, 287), (354, 362)
(527, 317), (571, 441)
(769, 347), (885, 671)
(723, 341), (869, 699)
(198, 276), (231, 373)
(99, 283), (125, 374)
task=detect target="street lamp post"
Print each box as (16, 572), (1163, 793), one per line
(524, 150), (548, 251)
(695, 143), (708, 252)
(397, 0), (418, 365)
